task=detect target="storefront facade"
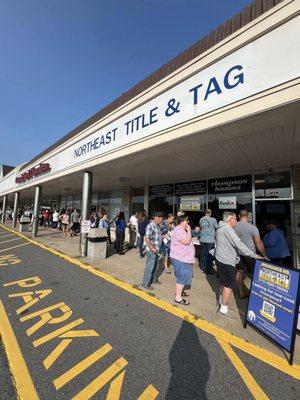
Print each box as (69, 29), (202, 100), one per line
(1, 0), (299, 262)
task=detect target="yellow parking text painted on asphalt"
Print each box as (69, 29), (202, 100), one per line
(0, 253), (21, 266)
(0, 223), (299, 382)
(2, 275), (159, 399)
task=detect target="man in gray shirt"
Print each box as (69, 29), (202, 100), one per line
(199, 209), (218, 274)
(214, 212), (261, 320)
(70, 209), (80, 237)
(234, 210), (267, 298)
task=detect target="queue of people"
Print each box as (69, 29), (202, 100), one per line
(11, 204), (291, 321)
(137, 208), (290, 321)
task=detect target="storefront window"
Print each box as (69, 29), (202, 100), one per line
(66, 195), (73, 208)
(208, 193), (252, 221)
(131, 187), (144, 214)
(208, 175), (252, 221)
(91, 193), (98, 206)
(174, 180), (206, 227)
(59, 196), (67, 211)
(110, 190), (122, 219)
(255, 171), (291, 199)
(149, 184), (174, 216)
(73, 194), (81, 210)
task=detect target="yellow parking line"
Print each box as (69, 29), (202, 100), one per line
(0, 223), (299, 381)
(53, 343), (112, 390)
(0, 298), (39, 400)
(0, 243), (29, 253)
(217, 338), (269, 400)
(0, 237), (22, 245)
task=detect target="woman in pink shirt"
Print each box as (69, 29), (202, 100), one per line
(170, 216), (195, 305)
(61, 211), (70, 236)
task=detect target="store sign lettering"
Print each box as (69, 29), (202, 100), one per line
(15, 163), (51, 184)
(208, 175), (252, 194)
(73, 64), (245, 160)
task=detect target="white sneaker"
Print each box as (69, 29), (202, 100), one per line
(217, 309), (237, 320)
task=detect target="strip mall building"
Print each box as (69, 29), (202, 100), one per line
(1, 0), (300, 263)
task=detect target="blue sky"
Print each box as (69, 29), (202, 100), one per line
(0, 0), (251, 166)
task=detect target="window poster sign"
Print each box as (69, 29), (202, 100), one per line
(245, 261), (300, 364)
(175, 180), (206, 196)
(208, 175), (252, 194)
(81, 220), (91, 234)
(149, 184), (174, 197)
(180, 196), (203, 212)
(218, 196), (237, 209)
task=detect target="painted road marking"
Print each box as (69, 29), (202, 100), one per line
(53, 344), (113, 389)
(0, 242), (30, 253)
(72, 357), (128, 400)
(0, 254), (21, 266)
(1, 223), (299, 381)
(3, 274), (160, 398)
(0, 234), (15, 239)
(138, 385), (159, 400)
(0, 224), (300, 380)
(0, 298), (39, 400)
(106, 371), (125, 400)
(217, 338), (270, 400)
(0, 237), (22, 245)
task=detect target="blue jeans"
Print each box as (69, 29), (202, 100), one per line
(200, 242), (214, 272)
(143, 251), (159, 286)
(138, 235), (145, 256)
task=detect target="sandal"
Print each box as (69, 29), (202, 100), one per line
(182, 291), (189, 297)
(174, 299), (190, 305)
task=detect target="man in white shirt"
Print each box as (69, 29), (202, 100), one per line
(129, 211), (139, 248)
(52, 210), (60, 229)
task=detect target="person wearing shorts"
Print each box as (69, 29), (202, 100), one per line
(214, 212), (260, 320)
(170, 216), (195, 306)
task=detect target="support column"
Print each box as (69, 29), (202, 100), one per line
(1, 195), (7, 224)
(143, 186), (149, 215)
(12, 192), (20, 228)
(80, 171), (93, 257)
(122, 186), (131, 221)
(32, 186), (42, 237)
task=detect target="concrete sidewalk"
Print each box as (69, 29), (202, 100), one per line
(5, 222), (300, 364)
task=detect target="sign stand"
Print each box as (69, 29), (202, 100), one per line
(244, 261), (300, 366)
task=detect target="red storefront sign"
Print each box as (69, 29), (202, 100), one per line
(15, 163), (51, 184)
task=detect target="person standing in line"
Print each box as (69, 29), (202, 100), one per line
(234, 210), (268, 298)
(142, 211), (164, 290)
(70, 209), (80, 236)
(192, 225), (201, 267)
(137, 210), (148, 259)
(90, 211), (99, 228)
(52, 210), (60, 229)
(160, 213), (175, 274)
(99, 213), (110, 240)
(115, 211), (127, 255)
(61, 210), (70, 236)
(43, 209), (50, 228)
(263, 220), (290, 265)
(199, 209), (218, 274)
(214, 212), (261, 320)
(170, 216), (195, 305)
(129, 211), (139, 249)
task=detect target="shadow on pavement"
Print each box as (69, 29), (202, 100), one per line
(205, 272), (219, 306)
(166, 320), (210, 400)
